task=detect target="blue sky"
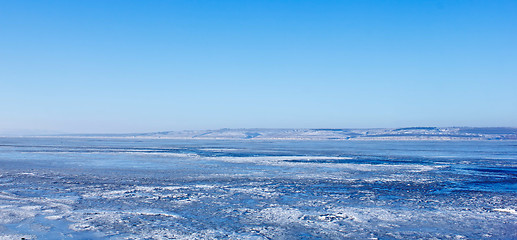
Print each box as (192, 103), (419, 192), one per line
(1, 0), (516, 133)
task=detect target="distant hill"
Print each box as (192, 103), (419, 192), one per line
(52, 127), (517, 140)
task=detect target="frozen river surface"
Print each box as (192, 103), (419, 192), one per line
(0, 138), (516, 239)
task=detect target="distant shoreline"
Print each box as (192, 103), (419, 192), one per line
(3, 127), (516, 141)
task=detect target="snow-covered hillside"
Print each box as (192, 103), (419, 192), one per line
(65, 127), (517, 140)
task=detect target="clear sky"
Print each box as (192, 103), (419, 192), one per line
(1, 0), (516, 134)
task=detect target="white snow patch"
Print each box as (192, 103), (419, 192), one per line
(45, 215), (64, 220)
(493, 208), (517, 215)
(253, 207), (303, 225)
(0, 206), (38, 224)
(0, 234), (35, 240)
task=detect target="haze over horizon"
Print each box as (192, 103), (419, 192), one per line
(1, 1), (516, 134)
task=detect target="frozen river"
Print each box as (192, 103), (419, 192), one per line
(0, 137), (516, 239)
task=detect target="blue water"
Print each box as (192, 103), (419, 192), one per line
(0, 138), (516, 239)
